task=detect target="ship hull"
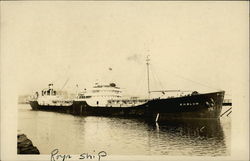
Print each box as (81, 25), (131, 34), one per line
(29, 101), (72, 113)
(147, 91), (225, 120)
(29, 91), (225, 120)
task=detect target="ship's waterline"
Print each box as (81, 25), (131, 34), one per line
(18, 104), (231, 156)
(29, 82), (225, 120)
(29, 56), (225, 120)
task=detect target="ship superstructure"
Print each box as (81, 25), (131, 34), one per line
(30, 56), (225, 120)
(76, 82), (147, 107)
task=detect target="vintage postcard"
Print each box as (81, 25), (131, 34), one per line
(1, 1), (249, 161)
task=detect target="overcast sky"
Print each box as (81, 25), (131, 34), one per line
(1, 1), (248, 97)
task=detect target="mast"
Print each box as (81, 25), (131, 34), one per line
(76, 84), (79, 97)
(146, 55), (150, 99)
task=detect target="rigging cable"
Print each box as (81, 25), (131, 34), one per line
(157, 67), (222, 91)
(60, 78), (70, 91)
(150, 64), (165, 91)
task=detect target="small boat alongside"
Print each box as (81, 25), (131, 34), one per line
(222, 99), (232, 106)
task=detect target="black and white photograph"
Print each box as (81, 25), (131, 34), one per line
(1, 1), (249, 161)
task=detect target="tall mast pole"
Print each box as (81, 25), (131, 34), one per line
(146, 55), (150, 99)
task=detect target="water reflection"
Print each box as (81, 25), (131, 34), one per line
(146, 119), (227, 156)
(18, 105), (230, 156)
(154, 119), (224, 138)
(71, 117), (228, 156)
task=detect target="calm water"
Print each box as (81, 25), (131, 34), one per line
(18, 104), (231, 156)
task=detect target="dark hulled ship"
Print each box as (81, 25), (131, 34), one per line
(29, 57), (225, 121)
(71, 86), (224, 120)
